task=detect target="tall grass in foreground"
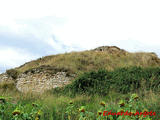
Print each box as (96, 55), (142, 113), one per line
(0, 84), (160, 120)
(1, 93), (160, 119)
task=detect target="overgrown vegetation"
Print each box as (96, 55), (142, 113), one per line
(66, 69), (111, 96)
(52, 67), (160, 96)
(0, 96), (44, 120)
(0, 92), (159, 120)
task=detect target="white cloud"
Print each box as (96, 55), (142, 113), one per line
(1, 0), (160, 48)
(0, 47), (39, 73)
(0, 0), (160, 72)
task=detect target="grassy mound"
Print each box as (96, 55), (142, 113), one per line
(15, 47), (160, 75)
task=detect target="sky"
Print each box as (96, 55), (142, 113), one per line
(0, 0), (160, 73)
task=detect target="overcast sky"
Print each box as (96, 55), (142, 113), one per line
(0, 0), (160, 73)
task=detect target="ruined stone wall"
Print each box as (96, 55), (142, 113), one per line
(0, 71), (72, 93)
(0, 73), (13, 83)
(16, 72), (71, 93)
(92, 46), (128, 56)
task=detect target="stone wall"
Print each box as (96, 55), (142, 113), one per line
(0, 73), (13, 83)
(0, 71), (72, 93)
(16, 72), (71, 93)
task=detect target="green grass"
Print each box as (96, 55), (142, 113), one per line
(0, 90), (159, 120)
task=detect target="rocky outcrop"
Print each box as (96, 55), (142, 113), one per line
(93, 46), (128, 55)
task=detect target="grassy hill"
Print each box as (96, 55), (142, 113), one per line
(16, 46), (160, 75)
(1, 46), (160, 120)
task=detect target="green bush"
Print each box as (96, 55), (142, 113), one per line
(111, 67), (160, 93)
(111, 67), (143, 93)
(71, 69), (111, 95)
(53, 69), (112, 96)
(53, 66), (160, 95)
(143, 67), (160, 91)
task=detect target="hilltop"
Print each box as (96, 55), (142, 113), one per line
(0, 46), (160, 93)
(17, 46), (160, 73)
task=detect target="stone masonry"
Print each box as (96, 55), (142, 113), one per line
(16, 72), (71, 93)
(0, 71), (72, 93)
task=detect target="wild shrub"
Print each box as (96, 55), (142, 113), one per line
(55, 66), (160, 95)
(111, 67), (143, 93)
(70, 69), (111, 95)
(143, 67), (160, 91)
(111, 67), (160, 93)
